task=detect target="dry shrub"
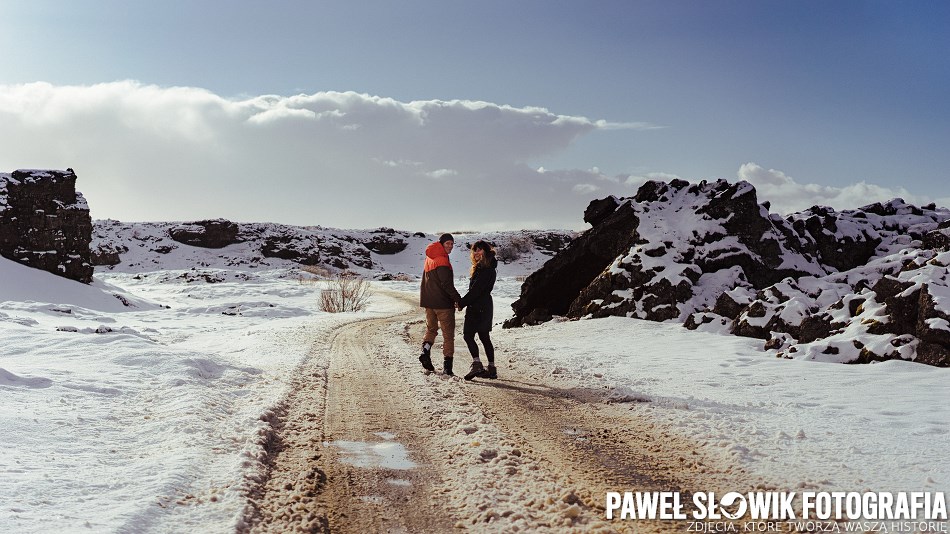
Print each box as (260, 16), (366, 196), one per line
(320, 271), (372, 312)
(298, 264), (331, 285)
(302, 264), (331, 277)
(497, 236), (534, 263)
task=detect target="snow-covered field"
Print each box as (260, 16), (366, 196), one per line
(2, 241), (948, 532)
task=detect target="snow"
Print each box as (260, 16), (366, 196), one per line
(2, 234), (949, 532)
(496, 312), (950, 494)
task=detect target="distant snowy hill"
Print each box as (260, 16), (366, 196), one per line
(90, 219), (574, 279)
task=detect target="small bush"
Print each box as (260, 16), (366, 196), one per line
(496, 236), (534, 263)
(320, 271), (372, 312)
(496, 246), (519, 263)
(298, 264), (331, 285)
(301, 264), (332, 277)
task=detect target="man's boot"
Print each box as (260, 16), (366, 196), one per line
(443, 357), (454, 376)
(484, 364), (497, 379)
(419, 342), (434, 372)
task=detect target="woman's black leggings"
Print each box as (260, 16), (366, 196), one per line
(463, 329), (495, 363)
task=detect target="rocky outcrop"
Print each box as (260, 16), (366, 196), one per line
(506, 179), (830, 328)
(169, 219), (241, 248)
(364, 228), (410, 255)
(0, 169), (93, 283)
(503, 196), (641, 327)
(260, 232), (323, 266)
(505, 178), (950, 367)
(726, 201), (950, 366)
(742, 249), (950, 367)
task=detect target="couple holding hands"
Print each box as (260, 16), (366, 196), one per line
(418, 233), (498, 381)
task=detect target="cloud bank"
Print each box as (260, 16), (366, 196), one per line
(1, 82), (942, 231)
(0, 81), (634, 230)
(734, 163), (950, 214)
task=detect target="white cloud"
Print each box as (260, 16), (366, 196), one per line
(736, 162), (933, 214)
(8, 82), (930, 230)
(424, 169), (458, 179)
(593, 119), (664, 131)
(572, 183), (600, 194)
(0, 81), (624, 230)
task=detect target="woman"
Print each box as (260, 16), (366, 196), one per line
(458, 240), (498, 380)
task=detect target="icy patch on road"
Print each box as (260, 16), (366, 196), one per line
(326, 438), (418, 470)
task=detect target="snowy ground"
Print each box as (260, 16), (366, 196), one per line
(495, 315), (950, 493)
(2, 252), (948, 532)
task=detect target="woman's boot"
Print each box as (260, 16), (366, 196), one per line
(464, 360), (485, 381)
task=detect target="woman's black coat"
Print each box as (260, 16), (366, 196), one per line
(460, 256), (497, 334)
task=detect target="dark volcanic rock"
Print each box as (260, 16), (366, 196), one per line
(90, 243), (126, 266)
(364, 228), (409, 255)
(583, 196), (621, 226)
(915, 341), (950, 367)
(923, 228), (950, 251)
(787, 207), (881, 272)
(531, 233), (573, 255)
(713, 291), (748, 320)
(169, 219), (240, 248)
(0, 169), (93, 283)
(797, 314), (836, 344)
(261, 233), (322, 265)
(503, 198), (640, 328)
(553, 179), (828, 325)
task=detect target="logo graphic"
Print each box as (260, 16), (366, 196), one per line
(717, 492), (747, 520)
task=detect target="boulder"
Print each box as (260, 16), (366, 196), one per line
(922, 228), (950, 251)
(712, 291), (748, 320)
(90, 244), (126, 266)
(531, 233), (573, 255)
(504, 198), (640, 328)
(169, 219), (240, 248)
(364, 228), (408, 255)
(551, 179), (827, 326)
(915, 341), (950, 367)
(797, 314), (836, 343)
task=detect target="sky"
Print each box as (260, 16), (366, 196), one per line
(1, 0), (948, 231)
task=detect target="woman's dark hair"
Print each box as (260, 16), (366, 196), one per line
(469, 240), (495, 275)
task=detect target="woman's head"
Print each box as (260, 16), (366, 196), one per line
(470, 240), (495, 274)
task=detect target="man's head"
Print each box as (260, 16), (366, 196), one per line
(439, 233), (454, 254)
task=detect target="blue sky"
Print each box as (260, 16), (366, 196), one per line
(1, 1), (948, 230)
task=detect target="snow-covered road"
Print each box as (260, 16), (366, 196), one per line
(243, 290), (755, 533)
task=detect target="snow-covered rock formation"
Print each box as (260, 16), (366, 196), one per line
(506, 178), (950, 366)
(0, 169), (93, 283)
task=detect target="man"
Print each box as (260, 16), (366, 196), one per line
(419, 233), (462, 375)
